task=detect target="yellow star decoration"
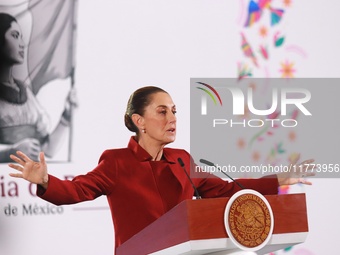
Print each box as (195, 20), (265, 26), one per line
(279, 60), (296, 78)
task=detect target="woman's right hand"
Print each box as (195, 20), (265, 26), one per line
(8, 151), (49, 189)
(12, 138), (41, 161)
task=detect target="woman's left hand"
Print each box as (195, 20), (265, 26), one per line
(277, 154), (316, 186)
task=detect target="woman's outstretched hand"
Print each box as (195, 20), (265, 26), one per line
(8, 151), (49, 189)
(277, 154), (316, 186)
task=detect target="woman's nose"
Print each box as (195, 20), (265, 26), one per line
(19, 38), (25, 49)
(169, 112), (177, 122)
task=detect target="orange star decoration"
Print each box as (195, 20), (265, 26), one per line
(279, 60), (296, 78)
(283, 0), (292, 8)
(249, 82), (257, 91)
(259, 25), (268, 38)
(279, 185), (290, 194)
(252, 151), (261, 162)
(237, 138), (246, 149)
(288, 131), (296, 142)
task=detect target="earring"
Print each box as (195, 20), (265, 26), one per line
(142, 129), (146, 133)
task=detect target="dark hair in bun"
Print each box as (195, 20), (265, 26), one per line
(125, 86), (168, 133)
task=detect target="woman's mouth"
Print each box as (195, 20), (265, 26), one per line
(167, 128), (176, 133)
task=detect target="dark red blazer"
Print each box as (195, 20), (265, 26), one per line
(38, 137), (278, 251)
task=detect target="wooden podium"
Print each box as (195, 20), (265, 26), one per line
(116, 194), (308, 255)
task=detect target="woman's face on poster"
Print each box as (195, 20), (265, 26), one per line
(1, 21), (24, 65)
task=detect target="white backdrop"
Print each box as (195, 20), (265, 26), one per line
(1, 0), (339, 254)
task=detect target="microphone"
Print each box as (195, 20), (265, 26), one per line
(177, 158), (202, 199)
(199, 159), (246, 189)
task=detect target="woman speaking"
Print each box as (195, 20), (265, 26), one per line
(7, 86), (314, 252)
